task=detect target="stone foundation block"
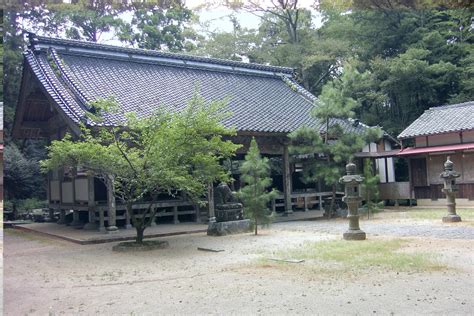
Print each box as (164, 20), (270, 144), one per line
(343, 229), (366, 240)
(442, 214), (462, 223)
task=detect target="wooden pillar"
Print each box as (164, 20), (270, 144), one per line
(407, 157), (413, 207)
(173, 206), (180, 224)
(70, 169), (81, 227)
(318, 180), (323, 211)
(150, 208), (157, 227)
(124, 207), (132, 229)
(58, 209), (66, 224)
(208, 183), (216, 222)
(47, 172), (51, 206)
(71, 210), (80, 226)
(195, 204), (201, 223)
(47, 173), (55, 222)
(99, 207), (105, 232)
(84, 175), (98, 230)
(59, 167), (63, 210)
(106, 174), (118, 232)
(283, 145), (293, 214)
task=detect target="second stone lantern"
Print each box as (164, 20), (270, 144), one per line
(440, 156), (462, 223)
(339, 161), (366, 240)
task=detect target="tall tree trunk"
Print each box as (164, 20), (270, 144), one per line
(136, 226), (145, 244)
(12, 203), (18, 220)
(329, 184), (336, 219)
(105, 174), (117, 230)
(255, 216), (258, 235)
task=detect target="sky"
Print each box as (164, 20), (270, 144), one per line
(23, 0), (323, 47)
(190, 1), (323, 33)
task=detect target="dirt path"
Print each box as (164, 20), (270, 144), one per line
(4, 214), (474, 315)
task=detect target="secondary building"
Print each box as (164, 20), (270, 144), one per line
(398, 101), (474, 206)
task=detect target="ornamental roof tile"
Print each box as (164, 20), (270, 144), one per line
(398, 101), (474, 139)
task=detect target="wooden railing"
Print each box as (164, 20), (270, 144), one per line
(271, 191), (344, 212)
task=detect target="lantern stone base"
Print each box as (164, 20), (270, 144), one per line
(442, 214), (462, 223)
(207, 219), (251, 236)
(106, 226), (119, 234)
(343, 229), (366, 240)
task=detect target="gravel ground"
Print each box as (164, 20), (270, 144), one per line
(4, 212), (474, 315)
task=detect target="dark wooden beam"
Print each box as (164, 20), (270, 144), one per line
(283, 144), (293, 214)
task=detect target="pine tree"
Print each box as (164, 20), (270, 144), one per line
(289, 64), (382, 215)
(239, 138), (278, 235)
(362, 159), (383, 219)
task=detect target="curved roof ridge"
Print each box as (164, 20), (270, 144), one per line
(280, 76), (317, 103)
(50, 48), (93, 108)
(29, 33), (295, 76)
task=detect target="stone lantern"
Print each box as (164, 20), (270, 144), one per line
(440, 156), (461, 223)
(339, 161), (366, 240)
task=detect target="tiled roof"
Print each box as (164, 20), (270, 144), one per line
(398, 101), (474, 139)
(25, 34), (371, 135)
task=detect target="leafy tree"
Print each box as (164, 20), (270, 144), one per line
(118, 1), (197, 51)
(319, 7), (473, 135)
(20, 0), (127, 42)
(222, 1), (353, 94)
(195, 15), (258, 61)
(3, 8), (25, 134)
(289, 64), (382, 214)
(238, 138), (277, 235)
(41, 92), (240, 243)
(2, 2), (199, 217)
(4, 143), (46, 218)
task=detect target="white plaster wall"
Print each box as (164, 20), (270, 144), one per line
(416, 137), (427, 147)
(61, 182), (73, 204)
(462, 153), (474, 182)
(75, 178), (88, 202)
(428, 133), (460, 146)
(384, 140), (395, 182)
(378, 158), (387, 183)
(50, 180), (60, 201)
(361, 141), (395, 183)
(463, 130), (474, 143)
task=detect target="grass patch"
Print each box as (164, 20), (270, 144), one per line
(258, 239), (445, 275)
(407, 208), (474, 221)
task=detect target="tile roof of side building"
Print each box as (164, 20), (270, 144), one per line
(398, 101), (474, 139)
(24, 34), (370, 135)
